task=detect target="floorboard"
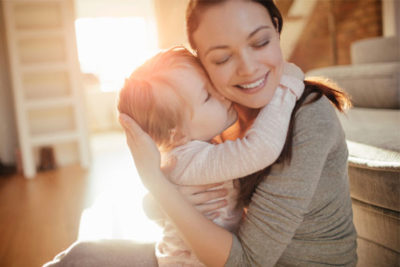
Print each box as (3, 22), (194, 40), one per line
(0, 131), (156, 267)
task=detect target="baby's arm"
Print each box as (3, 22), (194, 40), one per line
(171, 63), (304, 186)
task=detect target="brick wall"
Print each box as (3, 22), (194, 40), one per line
(286, 0), (382, 72)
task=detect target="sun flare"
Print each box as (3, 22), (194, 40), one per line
(77, 132), (163, 243)
(75, 17), (159, 92)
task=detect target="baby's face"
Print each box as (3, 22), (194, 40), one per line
(165, 66), (237, 142)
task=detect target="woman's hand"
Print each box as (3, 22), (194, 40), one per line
(120, 114), (232, 267)
(119, 113), (162, 188)
(178, 183), (228, 220)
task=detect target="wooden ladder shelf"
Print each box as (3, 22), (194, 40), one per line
(3, 0), (90, 178)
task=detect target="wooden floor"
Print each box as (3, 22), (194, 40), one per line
(0, 131), (152, 267)
(0, 165), (89, 267)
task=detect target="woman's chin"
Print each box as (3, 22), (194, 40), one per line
(237, 86), (276, 109)
(237, 98), (270, 109)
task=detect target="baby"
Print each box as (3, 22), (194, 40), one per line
(118, 46), (304, 267)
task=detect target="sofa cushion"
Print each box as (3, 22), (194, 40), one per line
(356, 237), (400, 267)
(337, 108), (400, 211)
(348, 166), (399, 212)
(352, 199), (400, 254)
(306, 62), (400, 109)
(351, 36), (400, 64)
(338, 108), (400, 158)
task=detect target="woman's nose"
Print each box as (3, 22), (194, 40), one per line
(236, 52), (257, 76)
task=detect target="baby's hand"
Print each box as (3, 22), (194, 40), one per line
(178, 182), (228, 219)
(281, 62), (305, 100)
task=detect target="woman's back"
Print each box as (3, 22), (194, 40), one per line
(226, 95), (357, 266)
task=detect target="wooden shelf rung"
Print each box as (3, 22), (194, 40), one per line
(21, 62), (69, 73)
(25, 97), (74, 110)
(16, 29), (65, 39)
(31, 131), (79, 146)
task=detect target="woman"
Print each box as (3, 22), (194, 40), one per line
(121, 0), (357, 266)
(45, 0), (357, 266)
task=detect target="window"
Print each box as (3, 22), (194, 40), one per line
(75, 17), (159, 92)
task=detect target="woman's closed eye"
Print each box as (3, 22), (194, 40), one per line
(253, 40), (269, 48)
(253, 39), (270, 48)
(212, 55), (231, 65)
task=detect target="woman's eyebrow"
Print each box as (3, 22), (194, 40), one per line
(248, 25), (271, 40)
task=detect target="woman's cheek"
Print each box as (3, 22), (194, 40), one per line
(207, 66), (230, 96)
(269, 44), (284, 67)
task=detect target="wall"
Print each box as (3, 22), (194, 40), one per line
(289, 0), (383, 72)
(0, 3), (17, 165)
(382, 0), (400, 37)
(153, 0), (189, 49)
(76, 0), (156, 18)
(83, 75), (120, 132)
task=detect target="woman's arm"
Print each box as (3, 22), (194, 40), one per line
(143, 185), (230, 223)
(120, 113), (233, 267)
(145, 173), (232, 267)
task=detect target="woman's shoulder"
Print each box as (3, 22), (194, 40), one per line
(296, 93), (340, 124)
(294, 93), (344, 140)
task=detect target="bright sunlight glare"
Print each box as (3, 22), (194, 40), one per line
(75, 17), (159, 92)
(78, 132), (163, 243)
(78, 182), (162, 243)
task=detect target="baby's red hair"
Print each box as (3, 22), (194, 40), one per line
(118, 46), (201, 151)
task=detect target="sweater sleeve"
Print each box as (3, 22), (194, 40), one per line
(169, 77), (304, 186)
(224, 96), (342, 266)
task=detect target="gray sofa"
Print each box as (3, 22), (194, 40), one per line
(306, 36), (400, 267)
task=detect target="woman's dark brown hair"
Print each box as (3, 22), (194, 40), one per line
(186, 0), (351, 206)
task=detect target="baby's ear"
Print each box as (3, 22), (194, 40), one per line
(169, 127), (189, 147)
(282, 62), (304, 80)
(161, 155), (176, 176)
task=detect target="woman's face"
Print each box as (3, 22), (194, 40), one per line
(193, 0), (284, 108)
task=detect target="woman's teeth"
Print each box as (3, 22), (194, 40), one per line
(237, 77), (265, 89)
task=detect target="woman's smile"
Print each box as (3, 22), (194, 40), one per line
(234, 72), (269, 94)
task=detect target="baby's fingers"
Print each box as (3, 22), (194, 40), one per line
(184, 187), (228, 206)
(205, 212), (220, 220)
(178, 182), (225, 196)
(196, 199), (227, 215)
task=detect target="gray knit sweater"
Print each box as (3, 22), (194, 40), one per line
(225, 95), (358, 266)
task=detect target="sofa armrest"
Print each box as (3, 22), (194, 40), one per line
(306, 62), (400, 109)
(351, 36), (400, 64)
